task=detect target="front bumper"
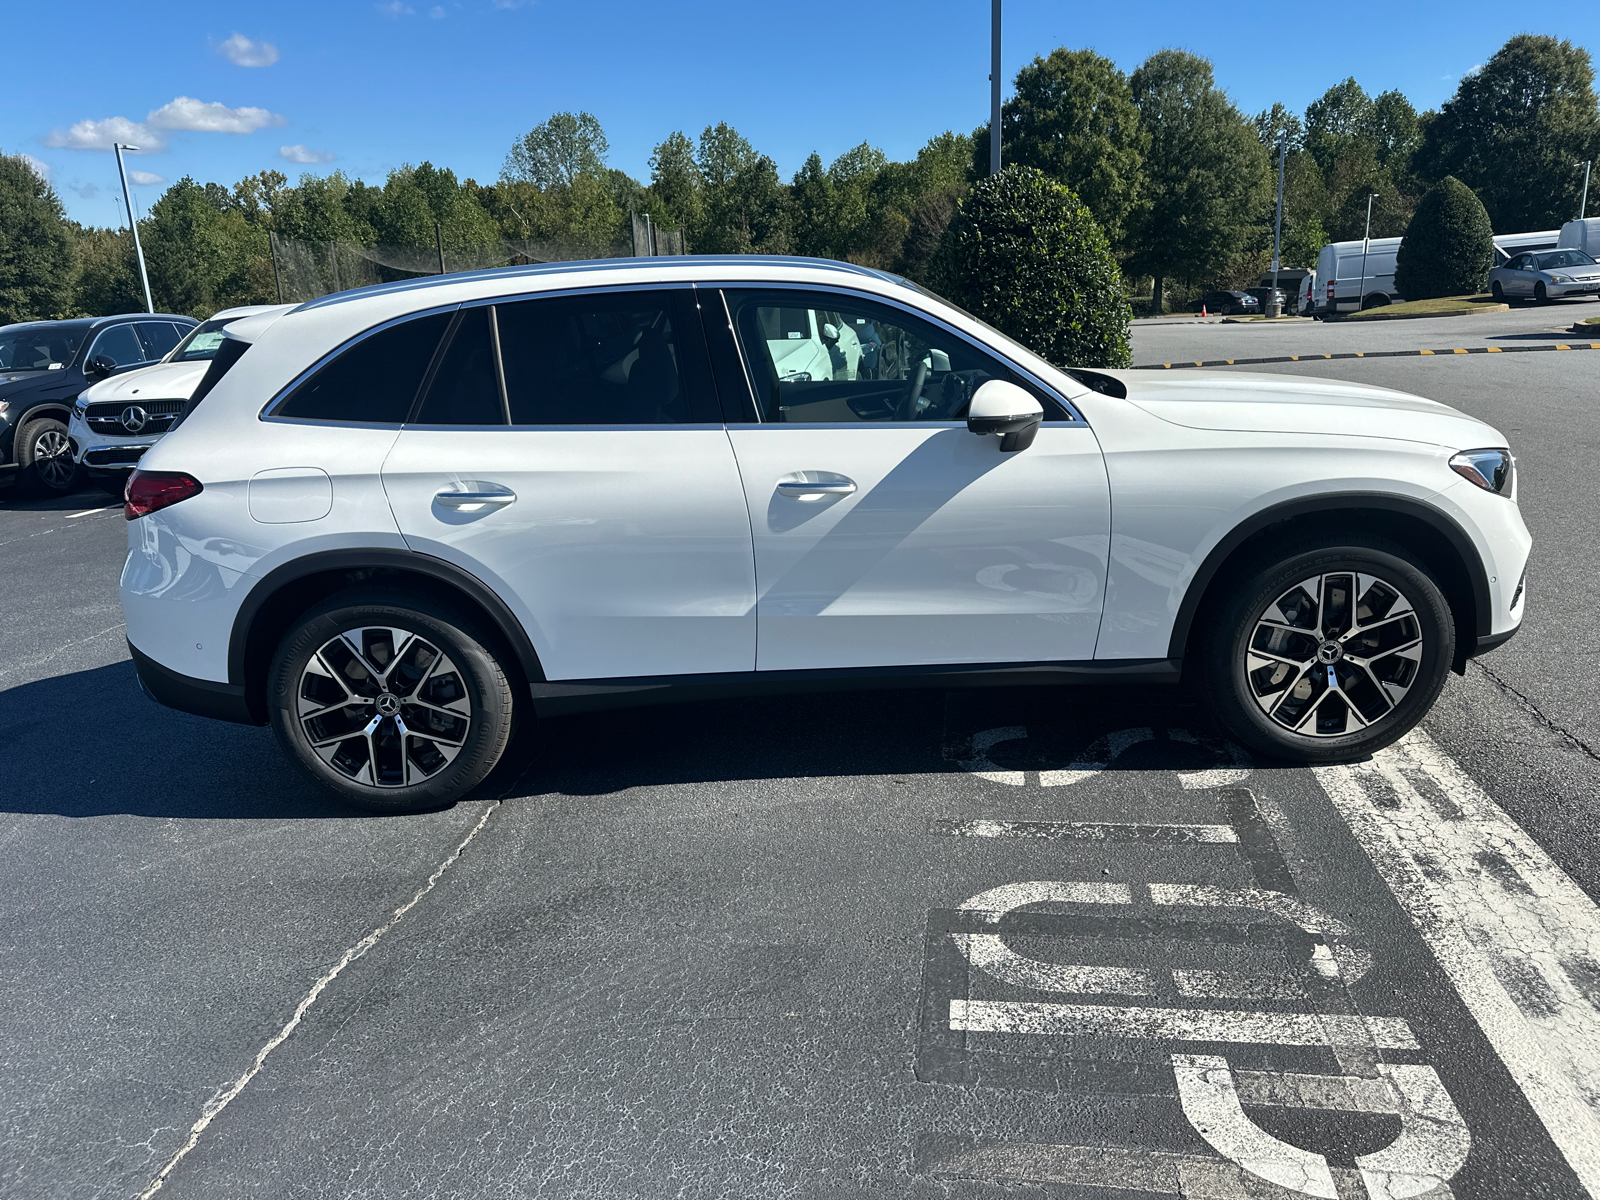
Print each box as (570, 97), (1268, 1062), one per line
(68, 413), (158, 467)
(1548, 281), (1600, 298)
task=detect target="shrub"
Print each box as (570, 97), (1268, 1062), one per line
(932, 166), (1131, 369)
(1394, 176), (1494, 300)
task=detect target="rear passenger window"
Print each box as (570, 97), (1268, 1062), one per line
(274, 312), (452, 424)
(136, 321), (183, 359)
(496, 289), (714, 425)
(89, 324), (146, 368)
(414, 308), (505, 426)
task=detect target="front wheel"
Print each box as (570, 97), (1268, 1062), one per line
(17, 418), (80, 495)
(1491, 281), (1505, 302)
(268, 589), (516, 811)
(1535, 282), (1549, 304)
(1200, 542), (1454, 762)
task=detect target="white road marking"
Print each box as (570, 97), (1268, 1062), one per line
(1313, 730), (1600, 1197)
(948, 999), (1421, 1048)
(928, 1140), (1296, 1197)
(932, 817), (1240, 843)
(1173, 1054), (1338, 1198)
(956, 880), (1132, 918)
(65, 505), (115, 518)
(135, 802), (500, 1198)
(956, 726), (1251, 789)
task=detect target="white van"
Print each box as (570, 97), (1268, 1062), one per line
(1559, 218), (1600, 257)
(1313, 238), (1402, 315)
(1494, 229), (1561, 264)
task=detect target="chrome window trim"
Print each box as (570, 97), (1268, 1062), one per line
(704, 280), (1089, 426)
(83, 321), (155, 370)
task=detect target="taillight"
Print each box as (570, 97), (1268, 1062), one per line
(125, 470), (203, 520)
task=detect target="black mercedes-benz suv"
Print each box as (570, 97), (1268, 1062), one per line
(0, 313), (197, 497)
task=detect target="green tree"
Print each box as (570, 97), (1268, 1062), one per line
(0, 153), (76, 323)
(693, 124), (790, 254)
(973, 48), (1149, 247)
(141, 177), (272, 317)
(789, 152), (837, 258)
(1416, 34), (1600, 230)
(1304, 78), (1375, 172)
(1393, 176), (1494, 299)
(502, 111), (609, 189)
(1127, 50), (1272, 312)
(1253, 103), (1304, 152)
(71, 227), (143, 316)
(642, 131), (703, 238)
(933, 166), (1130, 368)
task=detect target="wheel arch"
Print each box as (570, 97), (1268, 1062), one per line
(16, 403), (74, 433)
(1170, 493), (1490, 675)
(229, 549), (545, 725)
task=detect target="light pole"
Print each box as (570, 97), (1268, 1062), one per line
(1357, 192), (1377, 311)
(1268, 130), (1286, 317)
(989, 0), (1001, 175)
(114, 143), (154, 314)
(1579, 161), (1592, 220)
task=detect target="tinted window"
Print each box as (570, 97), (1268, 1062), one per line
(136, 321), (183, 359)
(274, 312), (451, 424)
(726, 289), (1029, 424)
(89, 324), (147, 368)
(497, 290), (709, 425)
(414, 308), (505, 426)
(0, 325), (84, 369)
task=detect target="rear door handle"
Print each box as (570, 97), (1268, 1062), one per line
(434, 488), (516, 511)
(776, 471), (856, 498)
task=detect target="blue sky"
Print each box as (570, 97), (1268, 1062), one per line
(8, 2), (1594, 228)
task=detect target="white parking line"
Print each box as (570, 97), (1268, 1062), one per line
(1313, 730), (1600, 1197)
(932, 817), (1240, 843)
(65, 505), (115, 518)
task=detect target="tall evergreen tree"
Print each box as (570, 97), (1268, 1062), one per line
(973, 48), (1149, 247)
(1416, 35), (1600, 230)
(1127, 50), (1272, 311)
(0, 153), (76, 323)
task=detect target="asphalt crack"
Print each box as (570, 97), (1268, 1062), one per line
(1470, 658), (1600, 765)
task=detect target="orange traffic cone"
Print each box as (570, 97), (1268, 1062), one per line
(1201, 304), (1208, 317)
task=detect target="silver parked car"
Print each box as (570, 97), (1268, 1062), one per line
(1489, 249), (1600, 304)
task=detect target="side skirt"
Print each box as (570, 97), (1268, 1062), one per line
(529, 659), (1182, 717)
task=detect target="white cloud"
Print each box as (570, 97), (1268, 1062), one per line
(218, 33), (280, 67)
(430, 4), (445, 14)
(129, 170), (167, 186)
(43, 116), (166, 153)
(72, 182), (100, 199)
(147, 96), (287, 134)
(19, 153), (50, 180)
(279, 144), (336, 164)
(377, 0), (414, 14)
(491, 0), (530, 8)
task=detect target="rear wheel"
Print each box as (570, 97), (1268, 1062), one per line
(16, 417), (79, 496)
(1200, 541), (1454, 762)
(268, 589), (516, 812)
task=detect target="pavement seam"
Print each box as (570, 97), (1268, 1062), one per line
(1469, 658), (1600, 765)
(1133, 342), (1600, 370)
(134, 799), (502, 1199)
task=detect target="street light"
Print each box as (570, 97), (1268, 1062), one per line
(113, 143), (155, 314)
(1269, 130), (1286, 317)
(1578, 161), (1592, 221)
(989, 0), (1002, 175)
(1357, 192), (1378, 311)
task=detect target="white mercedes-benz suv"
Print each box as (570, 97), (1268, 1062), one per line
(119, 257), (1529, 811)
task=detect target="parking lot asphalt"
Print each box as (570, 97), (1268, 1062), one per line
(3, 346), (1599, 1200)
(1132, 301), (1600, 366)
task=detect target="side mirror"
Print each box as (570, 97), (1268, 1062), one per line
(85, 354), (117, 381)
(967, 379), (1043, 452)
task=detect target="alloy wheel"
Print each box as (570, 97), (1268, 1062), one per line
(297, 626), (473, 789)
(33, 429), (75, 489)
(1244, 572), (1424, 738)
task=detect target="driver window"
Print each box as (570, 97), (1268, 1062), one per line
(88, 324), (147, 369)
(725, 289), (1020, 424)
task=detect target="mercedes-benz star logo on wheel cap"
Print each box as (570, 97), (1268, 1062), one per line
(120, 405), (149, 433)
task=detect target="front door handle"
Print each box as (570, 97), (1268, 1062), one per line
(434, 488), (516, 511)
(776, 471), (856, 498)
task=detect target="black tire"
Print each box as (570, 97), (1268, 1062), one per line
(1200, 540), (1454, 763)
(1491, 281), (1505, 301)
(268, 588), (516, 812)
(1535, 282), (1549, 304)
(16, 417), (80, 496)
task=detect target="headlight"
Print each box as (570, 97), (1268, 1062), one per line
(72, 397), (88, 419)
(1549, 274), (1574, 283)
(0, 400), (9, 420)
(1450, 448), (1514, 496)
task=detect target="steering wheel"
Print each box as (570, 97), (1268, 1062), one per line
(900, 358), (930, 421)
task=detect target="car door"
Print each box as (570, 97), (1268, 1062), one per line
(1509, 255), (1536, 296)
(713, 287), (1110, 673)
(381, 287), (756, 681)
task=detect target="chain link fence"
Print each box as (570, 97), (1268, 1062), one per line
(269, 216), (686, 304)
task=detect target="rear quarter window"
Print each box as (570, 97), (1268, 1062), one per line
(272, 312), (452, 424)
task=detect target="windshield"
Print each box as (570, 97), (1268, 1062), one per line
(1536, 250), (1597, 270)
(0, 325), (85, 371)
(167, 318), (235, 363)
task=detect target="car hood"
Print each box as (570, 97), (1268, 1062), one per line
(81, 359), (210, 403)
(1101, 370), (1505, 449)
